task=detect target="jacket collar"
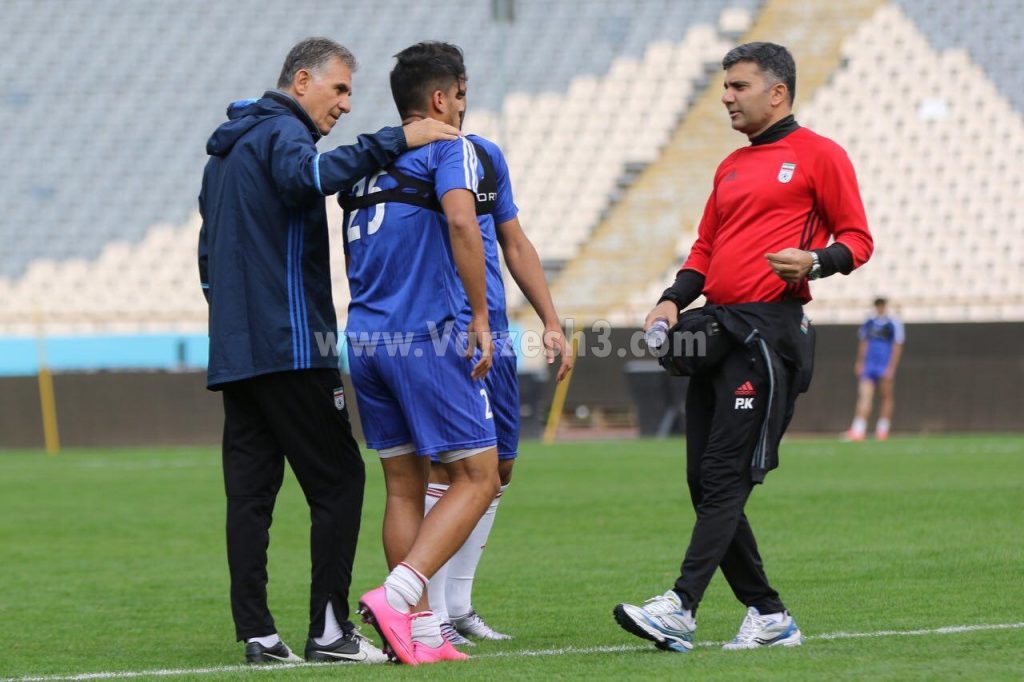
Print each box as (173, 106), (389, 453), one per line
(265, 90), (322, 142)
(750, 114), (799, 146)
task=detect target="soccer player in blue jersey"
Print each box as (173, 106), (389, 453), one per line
(199, 37), (461, 666)
(339, 42), (505, 665)
(845, 297), (905, 441)
(409, 44), (573, 646)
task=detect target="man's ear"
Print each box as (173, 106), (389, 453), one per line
(771, 82), (789, 107)
(431, 89), (446, 114)
(293, 68), (312, 96)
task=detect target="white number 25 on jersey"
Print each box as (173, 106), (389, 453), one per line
(345, 170), (388, 243)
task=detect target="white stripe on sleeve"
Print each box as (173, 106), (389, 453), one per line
(462, 137), (479, 192)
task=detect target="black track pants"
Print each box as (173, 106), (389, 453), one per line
(672, 347), (785, 614)
(221, 369), (365, 641)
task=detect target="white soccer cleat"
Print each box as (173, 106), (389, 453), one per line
(451, 610), (513, 641)
(722, 606), (803, 650)
(613, 590), (696, 653)
(440, 620), (475, 647)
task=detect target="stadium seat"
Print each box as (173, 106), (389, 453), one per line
(2, 0), (1020, 334)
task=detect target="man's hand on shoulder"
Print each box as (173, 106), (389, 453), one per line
(765, 248), (814, 285)
(402, 119), (462, 149)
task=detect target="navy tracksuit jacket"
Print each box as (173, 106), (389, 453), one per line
(198, 90), (406, 388)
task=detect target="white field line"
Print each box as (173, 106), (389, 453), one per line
(6, 622), (1023, 681)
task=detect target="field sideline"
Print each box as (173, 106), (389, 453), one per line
(2, 436), (1022, 680)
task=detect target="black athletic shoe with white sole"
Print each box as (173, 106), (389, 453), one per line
(304, 629), (389, 663)
(244, 640), (303, 664)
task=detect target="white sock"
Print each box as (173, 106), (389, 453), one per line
(314, 599), (343, 646)
(876, 418), (890, 433)
(424, 484), (451, 622)
(410, 610), (444, 648)
(850, 417), (866, 434)
(428, 562), (451, 624)
(246, 633), (281, 648)
(446, 484), (506, 618)
(424, 483), (448, 517)
(384, 562), (427, 613)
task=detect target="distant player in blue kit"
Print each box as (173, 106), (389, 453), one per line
(845, 297), (905, 441)
(339, 42), (503, 666)
(408, 45), (573, 647)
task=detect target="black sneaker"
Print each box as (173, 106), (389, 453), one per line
(305, 629), (389, 663)
(244, 640), (303, 664)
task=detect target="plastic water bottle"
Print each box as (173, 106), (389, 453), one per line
(646, 318), (670, 351)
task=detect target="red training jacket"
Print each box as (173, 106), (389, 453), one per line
(682, 126), (873, 304)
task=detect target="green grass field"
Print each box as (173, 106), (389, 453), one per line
(2, 436), (1023, 681)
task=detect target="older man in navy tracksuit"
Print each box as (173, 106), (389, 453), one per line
(198, 37), (459, 665)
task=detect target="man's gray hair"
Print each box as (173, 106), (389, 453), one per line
(277, 37), (357, 88)
(722, 42), (796, 105)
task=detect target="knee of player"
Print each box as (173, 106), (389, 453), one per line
(453, 466), (500, 498)
(481, 469), (502, 498)
(475, 467), (502, 499)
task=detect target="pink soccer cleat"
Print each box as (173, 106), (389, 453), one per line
(358, 586), (416, 665)
(413, 638), (469, 664)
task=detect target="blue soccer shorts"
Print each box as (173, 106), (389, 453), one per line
(488, 335), (520, 461)
(348, 332), (497, 457)
(427, 334), (520, 464)
(860, 362), (888, 384)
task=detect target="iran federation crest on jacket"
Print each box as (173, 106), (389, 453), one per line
(778, 162), (796, 183)
(333, 387), (345, 411)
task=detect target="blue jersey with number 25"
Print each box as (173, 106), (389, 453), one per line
(342, 135), (516, 339)
(341, 135), (514, 341)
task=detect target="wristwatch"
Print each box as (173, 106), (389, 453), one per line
(807, 251), (822, 280)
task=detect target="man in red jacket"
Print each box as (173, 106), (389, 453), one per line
(614, 42), (872, 653)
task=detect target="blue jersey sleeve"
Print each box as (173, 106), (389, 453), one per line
(432, 137), (481, 201)
(490, 145), (519, 224)
(892, 318), (906, 344)
(858, 319), (869, 340)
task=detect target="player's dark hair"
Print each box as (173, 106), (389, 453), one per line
(722, 42), (796, 105)
(277, 37), (357, 89)
(874, 297), (888, 307)
(390, 42), (466, 119)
